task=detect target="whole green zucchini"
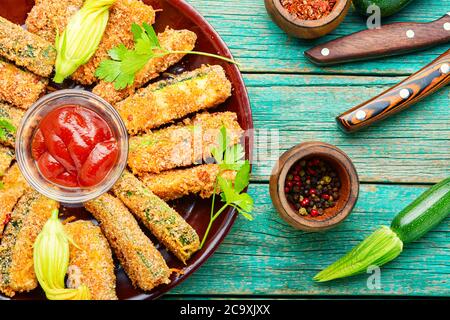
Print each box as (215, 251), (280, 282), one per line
(391, 178), (450, 243)
(314, 177), (450, 282)
(352, 0), (415, 17)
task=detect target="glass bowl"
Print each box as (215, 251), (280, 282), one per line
(15, 89), (129, 205)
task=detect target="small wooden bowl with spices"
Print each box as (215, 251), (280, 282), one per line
(265, 0), (351, 39)
(269, 142), (359, 232)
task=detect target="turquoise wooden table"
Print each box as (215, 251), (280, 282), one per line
(165, 0), (450, 298)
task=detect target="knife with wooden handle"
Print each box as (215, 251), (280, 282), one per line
(305, 14), (450, 65)
(336, 49), (450, 133)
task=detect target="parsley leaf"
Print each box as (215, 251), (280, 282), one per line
(221, 144), (245, 171)
(96, 60), (122, 82)
(234, 160), (251, 194)
(210, 126), (227, 164)
(95, 23), (239, 90)
(211, 125), (245, 171)
(0, 118), (16, 142)
(142, 22), (159, 47)
(200, 127), (254, 248)
(108, 44), (128, 61)
(218, 161), (253, 218)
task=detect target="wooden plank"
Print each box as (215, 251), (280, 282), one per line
(243, 73), (450, 183)
(169, 183), (450, 297)
(187, 0), (450, 75)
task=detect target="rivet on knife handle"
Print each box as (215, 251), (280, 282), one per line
(305, 14), (450, 65)
(336, 49), (450, 133)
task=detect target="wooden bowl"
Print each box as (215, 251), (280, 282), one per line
(269, 142), (359, 231)
(264, 0), (351, 39)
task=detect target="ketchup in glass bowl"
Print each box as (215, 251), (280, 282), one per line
(16, 90), (128, 204)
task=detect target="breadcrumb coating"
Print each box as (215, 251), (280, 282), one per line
(26, 0), (84, 43)
(0, 102), (25, 148)
(84, 194), (171, 291)
(140, 164), (236, 201)
(0, 164), (30, 238)
(0, 191), (58, 297)
(112, 170), (200, 264)
(71, 0), (156, 85)
(0, 146), (14, 177)
(0, 16), (56, 77)
(116, 65), (232, 135)
(128, 112), (243, 175)
(92, 28), (197, 104)
(0, 60), (48, 110)
(64, 220), (117, 300)
(25, 0), (155, 85)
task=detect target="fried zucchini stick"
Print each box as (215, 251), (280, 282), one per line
(128, 112), (243, 175)
(0, 16), (56, 77)
(26, 0), (84, 43)
(140, 164), (236, 201)
(72, 0), (156, 85)
(112, 170), (200, 264)
(0, 60), (48, 109)
(85, 194), (171, 291)
(92, 28), (197, 104)
(0, 191), (59, 297)
(116, 65), (232, 135)
(0, 102), (25, 147)
(0, 146), (14, 177)
(26, 0), (155, 85)
(64, 220), (117, 300)
(0, 164), (30, 237)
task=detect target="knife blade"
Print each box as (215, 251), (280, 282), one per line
(305, 14), (450, 65)
(336, 49), (450, 133)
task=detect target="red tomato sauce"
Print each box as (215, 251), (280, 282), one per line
(31, 105), (119, 188)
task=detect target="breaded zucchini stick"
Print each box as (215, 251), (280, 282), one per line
(92, 28), (197, 104)
(72, 0), (156, 85)
(0, 102), (25, 147)
(0, 164), (30, 237)
(112, 170), (200, 264)
(140, 164), (236, 201)
(0, 191), (59, 297)
(0, 146), (14, 177)
(0, 16), (56, 77)
(26, 0), (84, 43)
(85, 194), (171, 291)
(128, 112), (243, 175)
(26, 0), (155, 85)
(0, 60), (48, 109)
(64, 220), (117, 300)
(116, 65), (232, 135)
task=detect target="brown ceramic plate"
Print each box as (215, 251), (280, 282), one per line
(0, 0), (253, 300)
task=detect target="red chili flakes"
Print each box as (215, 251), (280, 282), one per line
(281, 0), (337, 20)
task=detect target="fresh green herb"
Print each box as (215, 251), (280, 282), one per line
(25, 45), (35, 58)
(144, 208), (152, 222)
(314, 177), (450, 282)
(0, 181), (4, 189)
(96, 23), (239, 90)
(0, 118), (16, 142)
(140, 137), (156, 147)
(200, 126), (253, 249)
(53, 0), (116, 83)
